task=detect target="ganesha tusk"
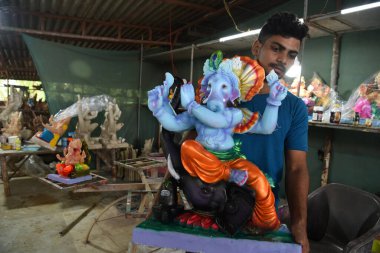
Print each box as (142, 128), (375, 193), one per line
(202, 95), (209, 104)
(167, 154), (180, 180)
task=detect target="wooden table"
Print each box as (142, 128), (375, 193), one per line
(113, 157), (167, 217)
(88, 143), (130, 179)
(0, 147), (62, 196)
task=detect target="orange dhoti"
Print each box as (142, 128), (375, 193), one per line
(181, 140), (280, 231)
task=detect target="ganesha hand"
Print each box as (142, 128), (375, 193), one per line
(266, 69), (279, 87)
(180, 83), (196, 109)
(162, 72), (174, 99)
(56, 154), (64, 162)
(147, 72), (175, 113)
(229, 169), (248, 186)
(148, 86), (164, 113)
(266, 70), (287, 106)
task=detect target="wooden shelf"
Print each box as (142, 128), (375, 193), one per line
(308, 121), (380, 134)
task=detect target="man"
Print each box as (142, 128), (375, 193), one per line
(234, 12), (310, 253)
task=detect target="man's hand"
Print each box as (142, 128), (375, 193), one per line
(180, 83), (195, 109)
(292, 223), (310, 253)
(148, 72), (174, 112)
(266, 70), (287, 106)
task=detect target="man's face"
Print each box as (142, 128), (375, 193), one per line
(251, 35), (300, 79)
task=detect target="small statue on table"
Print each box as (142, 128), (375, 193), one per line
(55, 138), (90, 178)
(47, 138), (91, 184)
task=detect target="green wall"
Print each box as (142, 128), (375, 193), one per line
(302, 36), (333, 85)
(325, 129), (380, 194)
(139, 61), (167, 149)
(142, 0), (380, 195)
(338, 30), (380, 99)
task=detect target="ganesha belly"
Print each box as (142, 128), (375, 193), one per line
(48, 139), (91, 184)
(148, 51), (286, 234)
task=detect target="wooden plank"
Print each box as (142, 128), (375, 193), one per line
(309, 121), (380, 134)
(39, 173), (108, 191)
(73, 183), (161, 193)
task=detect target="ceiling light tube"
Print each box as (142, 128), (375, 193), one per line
(341, 2), (380, 15)
(219, 29), (261, 42)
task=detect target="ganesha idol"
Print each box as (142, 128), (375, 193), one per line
(55, 139), (90, 178)
(148, 51), (288, 235)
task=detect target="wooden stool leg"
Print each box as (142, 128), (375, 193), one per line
(131, 242), (138, 253)
(1, 156), (10, 196)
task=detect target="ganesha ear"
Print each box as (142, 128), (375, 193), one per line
(230, 87), (240, 102)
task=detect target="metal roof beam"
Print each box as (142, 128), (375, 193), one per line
(14, 10), (168, 33)
(157, 0), (216, 12)
(161, 0), (248, 40)
(0, 25), (172, 46)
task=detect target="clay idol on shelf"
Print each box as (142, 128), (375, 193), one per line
(288, 76), (315, 115)
(307, 72), (334, 109)
(342, 71), (380, 126)
(148, 51), (288, 234)
(47, 138), (91, 184)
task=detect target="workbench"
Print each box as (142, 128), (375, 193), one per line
(0, 147), (61, 196)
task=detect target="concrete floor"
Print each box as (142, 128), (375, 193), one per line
(0, 176), (183, 253)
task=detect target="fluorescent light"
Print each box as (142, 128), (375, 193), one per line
(285, 57), (302, 78)
(219, 16), (303, 42)
(219, 29), (261, 42)
(341, 2), (380, 14)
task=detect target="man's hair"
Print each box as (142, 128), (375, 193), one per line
(258, 12), (309, 43)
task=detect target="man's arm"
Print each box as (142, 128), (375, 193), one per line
(285, 150), (310, 253)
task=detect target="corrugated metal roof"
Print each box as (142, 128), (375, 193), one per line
(0, 0), (290, 80)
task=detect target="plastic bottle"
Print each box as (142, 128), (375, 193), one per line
(15, 138), (21, 150)
(312, 106), (324, 122)
(353, 112), (360, 125)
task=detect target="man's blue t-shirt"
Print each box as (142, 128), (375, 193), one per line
(234, 92), (308, 202)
